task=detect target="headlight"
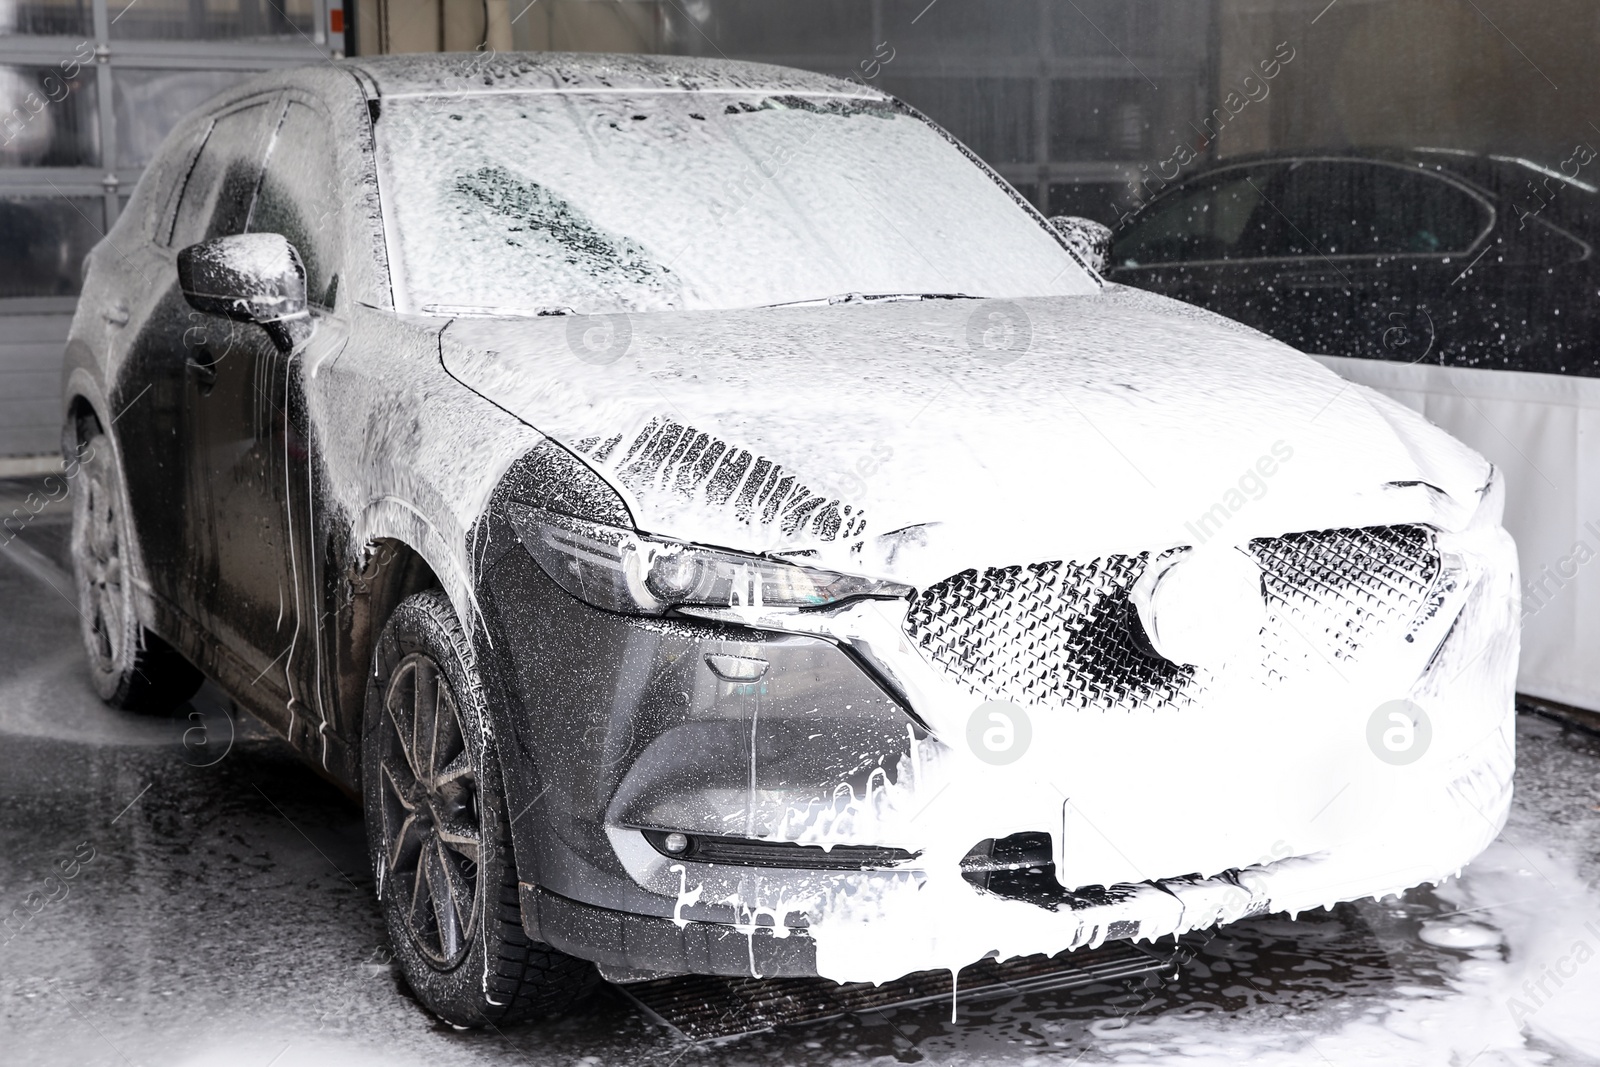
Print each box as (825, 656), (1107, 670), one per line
(506, 504), (912, 616)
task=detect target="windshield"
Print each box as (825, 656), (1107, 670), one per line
(373, 90), (1096, 315)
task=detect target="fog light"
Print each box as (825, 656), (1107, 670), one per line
(663, 832), (690, 854)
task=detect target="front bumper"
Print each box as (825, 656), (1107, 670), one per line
(480, 507), (1519, 984)
(517, 697), (1511, 981)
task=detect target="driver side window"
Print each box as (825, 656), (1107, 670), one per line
(168, 100), (275, 250)
(248, 102), (343, 310)
(1112, 164), (1284, 267)
(1250, 161), (1490, 258)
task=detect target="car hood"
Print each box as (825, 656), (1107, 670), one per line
(440, 284), (1492, 586)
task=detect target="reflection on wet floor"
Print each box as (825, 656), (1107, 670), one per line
(2, 488), (1599, 1066)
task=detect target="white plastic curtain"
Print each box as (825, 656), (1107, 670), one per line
(1315, 355), (1600, 712)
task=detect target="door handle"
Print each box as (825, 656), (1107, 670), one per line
(103, 301), (130, 327)
(187, 347), (218, 394)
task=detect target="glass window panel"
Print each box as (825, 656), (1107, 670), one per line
(1363, 166), (1491, 254)
(250, 101), (342, 307)
(376, 91), (1094, 315)
(1109, 163), (1492, 267)
(1256, 161), (1491, 258)
(884, 0), (1039, 55)
(113, 68), (252, 167)
(1050, 0), (1199, 58)
(1050, 78), (1153, 161)
(170, 100), (274, 247)
(1110, 164), (1285, 266)
(0, 0), (92, 36)
(0, 195), (104, 298)
(0, 59), (100, 167)
(107, 0), (313, 41)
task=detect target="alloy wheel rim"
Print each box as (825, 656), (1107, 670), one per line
(379, 652), (482, 969)
(78, 463), (124, 669)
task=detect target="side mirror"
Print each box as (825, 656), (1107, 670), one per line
(178, 233), (309, 350)
(1048, 215), (1113, 274)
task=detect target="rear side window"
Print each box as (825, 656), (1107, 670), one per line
(250, 102), (343, 308)
(1114, 160), (1493, 266)
(168, 101), (274, 249)
(1248, 161), (1491, 258)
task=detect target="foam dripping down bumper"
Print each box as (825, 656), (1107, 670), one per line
(521, 516), (1518, 985)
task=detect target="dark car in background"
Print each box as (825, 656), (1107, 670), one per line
(1104, 148), (1600, 377)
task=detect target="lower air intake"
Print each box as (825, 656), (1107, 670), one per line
(961, 831), (1145, 919)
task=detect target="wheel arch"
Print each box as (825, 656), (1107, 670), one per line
(335, 523), (523, 798)
(61, 345), (110, 439)
(335, 533), (442, 785)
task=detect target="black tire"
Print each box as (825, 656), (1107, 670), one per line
(362, 589), (596, 1027)
(69, 420), (203, 713)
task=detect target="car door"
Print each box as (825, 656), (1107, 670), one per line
(113, 96), (278, 648)
(1464, 208), (1593, 373)
(191, 96), (349, 738)
(1243, 159), (1494, 361)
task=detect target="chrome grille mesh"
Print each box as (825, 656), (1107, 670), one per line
(1251, 524), (1442, 681)
(903, 525), (1440, 711)
(904, 554), (1199, 713)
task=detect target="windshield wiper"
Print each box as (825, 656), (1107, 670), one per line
(422, 303), (574, 318)
(757, 291), (976, 309)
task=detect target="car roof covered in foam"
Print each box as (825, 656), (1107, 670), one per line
(349, 51), (883, 100)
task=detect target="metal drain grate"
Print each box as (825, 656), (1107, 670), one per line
(617, 940), (1176, 1040)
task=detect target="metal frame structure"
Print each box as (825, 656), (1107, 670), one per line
(1, 0), (339, 454)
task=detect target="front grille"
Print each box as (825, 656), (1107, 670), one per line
(904, 552), (1198, 713)
(1252, 524), (1443, 681)
(903, 525), (1441, 712)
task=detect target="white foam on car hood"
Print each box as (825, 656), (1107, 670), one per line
(440, 285), (1490, 585)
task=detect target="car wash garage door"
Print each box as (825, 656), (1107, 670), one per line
(0, 0), (340, 461)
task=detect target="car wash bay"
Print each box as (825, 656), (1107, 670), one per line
(3, 487), (1599, 1067)
(7, 0), (1600, 1063)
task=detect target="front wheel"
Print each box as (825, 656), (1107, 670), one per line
(362, 589), (596, 1026)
